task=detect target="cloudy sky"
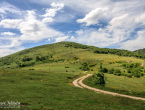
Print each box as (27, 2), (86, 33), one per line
(0, 0), (145, 57)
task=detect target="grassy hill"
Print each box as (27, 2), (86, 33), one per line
(134, 48), (145, 55)
(0, 41), (145, 109)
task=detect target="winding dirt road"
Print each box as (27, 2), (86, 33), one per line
(72, 74), (145, 101)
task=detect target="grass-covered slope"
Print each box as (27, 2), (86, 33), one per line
(134, 48), (145, 55)
(1, 42), (145, 109)
(1, 69), (145, 109)
(0, 41), (145, 69)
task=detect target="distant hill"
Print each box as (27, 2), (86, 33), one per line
(134, 48), (145, 55)
(0, 41), (145, 69)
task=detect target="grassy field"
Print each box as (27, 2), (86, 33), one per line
(1, 42), (145, 109)
(0, 69), (145, 109)
(84, 73), (145, 98)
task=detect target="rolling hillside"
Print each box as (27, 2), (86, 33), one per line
(0, 42), (145, 109)
(134, 48), (145, 55)
(0, 41), (145, 69)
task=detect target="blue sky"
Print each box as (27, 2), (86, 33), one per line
(0, 0), (145, 57)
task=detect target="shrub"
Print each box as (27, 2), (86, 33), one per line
(141, 73), (144, 76)
(127, 69), (132, 73)
(65, 66), (69, 68)
(114, 69), (121, 74)
(99, 67), (108, 73)
(22, 56), (33, 62)
(93, 72), (105, 86)
(127, 74), (133, 78)
(79, 62), (90, 71)
(108, 68), (114, 74)
(91, 69), (93, 71)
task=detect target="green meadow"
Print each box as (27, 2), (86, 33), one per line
(0, 42), (145, 109)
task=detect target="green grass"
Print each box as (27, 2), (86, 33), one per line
(0, 69), (145, 109)
(84, 73), (145, 98)
(1, 42), (145, 109)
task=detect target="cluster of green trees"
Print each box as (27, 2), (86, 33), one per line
(15, 54), (55, 67)
(92, 72), (105, 86)
(122, 63), (144, 78)
(99, 64), (122, 76)
(94, 48), (145, 59)
(22, 56), (33, 62)
(79, 62), (96, 71)
(98, 63), (144, 78)
(91, 63), (106, 86)
(79, 62), (90, 71)
(62, 42), (145, 59)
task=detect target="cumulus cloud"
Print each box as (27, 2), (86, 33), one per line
(42, 3), (64, 23)
(0, 19), (22, 28)
(1, 32), (16, 36)
(120, 30), (145, 51)
(42, 17), (54, 23)
(18, 10), (63, 41)
(0, 2), (22, 15)
(55, 36), (69, 42)
(77, 7), (108, 26)
(135, 13), (145, 25)
(0, 4), (65, 57)
(0, 46), (24, 57)
(42, 3), (64, 17)
(108, 14), (129, 31)
(69, 29), (115, 47)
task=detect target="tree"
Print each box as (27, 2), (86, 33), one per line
(93, 72), (105, 86)
(108, 68), (114, 74)
(99, 67), (108, 73)
(114, 69), (122, 76)
(100, 63), (102, 69)
(79, 62), (90, 71)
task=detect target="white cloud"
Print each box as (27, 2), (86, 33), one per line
(55, 36), (69, 42)
(51, 3), (64, 10)
(0, 19), (22, 28)
(1, 32), (16, 36)
(77, 7), (108, 26)
(135, 13), (145, 25)
(0, 2), (22, 15)
(42, 17), (53, 23)
(18, 10), (63, 41)
(70, 29), (115, 47)
(120, 30), (145, 51)
(0, 38), (21, 48)
(108, 14), (129, 31)
(0, 8), (65, 57)
(0, 46), (24, 57)
(42, 3), (64, 23)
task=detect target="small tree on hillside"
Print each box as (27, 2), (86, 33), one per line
(100, 63), (102, 69)
(93, 72), (105, 86)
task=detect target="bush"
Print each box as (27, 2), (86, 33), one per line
(79, 62), (90, 71)
(114, 69), (121, 74)
(108, 68), (114, 74)
(116, 72), (122, 76)
(93, 72), (105, 86)
(127, 69), (132, 73)
(65, 66), (69, 68)
(134, 73), (141, 78)
(127, 74), (133, 78)
(22, 56), (33, 62)
(141, 73), (144, 76)
(99, 67), (108, 73)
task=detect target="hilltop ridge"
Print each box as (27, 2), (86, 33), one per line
(0, 41), (145, 69)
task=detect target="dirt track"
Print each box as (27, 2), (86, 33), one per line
(73, 74), (145, 101)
